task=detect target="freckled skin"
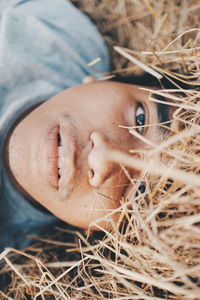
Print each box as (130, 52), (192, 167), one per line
(8, 81), (160, 230)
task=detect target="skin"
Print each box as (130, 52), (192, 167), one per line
(7, 80), (164, 230)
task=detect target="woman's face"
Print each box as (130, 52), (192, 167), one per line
(8, 81), (164, 229)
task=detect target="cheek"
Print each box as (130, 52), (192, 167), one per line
(109, 128), (133, 152)
(57, 172), (126, 229)
(8, 129), (28, 180)
(63, 192), (119, 229)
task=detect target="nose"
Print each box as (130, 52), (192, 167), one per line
(87, 131), (116, 187)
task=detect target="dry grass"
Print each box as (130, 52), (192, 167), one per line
(1, 0), (200, 299)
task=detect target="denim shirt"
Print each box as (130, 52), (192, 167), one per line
(0, 0), (109, 251)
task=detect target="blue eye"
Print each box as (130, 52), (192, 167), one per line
(135, 105), (145, 134)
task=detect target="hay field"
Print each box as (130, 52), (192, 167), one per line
(0, 0), (200, 299)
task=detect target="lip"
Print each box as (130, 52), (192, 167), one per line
(42, 119), (76, 198)
(44, 126), (60, 188)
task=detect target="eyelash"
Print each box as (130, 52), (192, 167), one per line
(135, 104), (145, 134)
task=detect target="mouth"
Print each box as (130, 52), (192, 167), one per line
(44, 121), (76, 195)
(57, 131), (62, 180)
(44, 125), (60, 189)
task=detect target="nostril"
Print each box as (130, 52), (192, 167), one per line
(89, 172), (101, 187)
(91, 139), (94, 149)
(88, 168), (94, 180)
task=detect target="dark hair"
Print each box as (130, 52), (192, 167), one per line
(110, 72), (196, 90)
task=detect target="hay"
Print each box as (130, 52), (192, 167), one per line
(1, 0), (200, 299)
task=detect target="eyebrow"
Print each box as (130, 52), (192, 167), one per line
(153, 94), (170, 133)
